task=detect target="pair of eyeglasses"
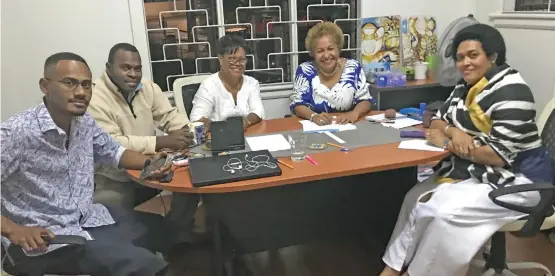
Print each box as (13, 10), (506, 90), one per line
(228, 57), (247, 65)
(45, 77), (94, 90)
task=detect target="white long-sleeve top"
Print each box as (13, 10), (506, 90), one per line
(190, 73), (265, 122)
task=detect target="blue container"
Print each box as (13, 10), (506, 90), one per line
(376, 73), (388, 87)
(419, 102), (427, 117)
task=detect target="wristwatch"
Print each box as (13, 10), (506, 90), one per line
(443, 138), (451, 149)
(243, 117), (251, 127)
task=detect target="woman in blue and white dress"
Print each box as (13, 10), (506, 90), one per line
(290, 22), (372, 125)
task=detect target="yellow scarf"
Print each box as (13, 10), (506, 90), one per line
(465, 77), (493, 134)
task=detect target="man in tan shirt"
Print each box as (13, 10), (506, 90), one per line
(89, 43), (199, 239)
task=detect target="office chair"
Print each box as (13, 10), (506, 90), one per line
(172, 75), (210, 117)
(470, 103), (555, 276)
(539, 97), (555, 245)
(2, 235), (88, 276)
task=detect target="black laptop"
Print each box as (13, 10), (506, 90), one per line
(210, 116), (245, 154)
(188, 150), (282, 187)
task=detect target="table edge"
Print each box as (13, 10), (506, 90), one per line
(128, 145), (447, 194)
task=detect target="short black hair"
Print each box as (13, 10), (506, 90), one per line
(108, 43), (140, 63)
(452, 24), (506, 66)
(218, 34), (248, 56)
(44, 52), (89, 75)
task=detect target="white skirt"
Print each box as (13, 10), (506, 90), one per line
(382, 174), (540, 276)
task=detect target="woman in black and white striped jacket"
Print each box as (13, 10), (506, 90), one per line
(380, 24), (553, 276)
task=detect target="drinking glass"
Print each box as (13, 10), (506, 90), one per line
(289, 133), (307, 162)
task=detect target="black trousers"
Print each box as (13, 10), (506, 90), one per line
(6, 206), (176, 276)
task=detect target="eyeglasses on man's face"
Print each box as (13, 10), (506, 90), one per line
(45, 77), (94, 90)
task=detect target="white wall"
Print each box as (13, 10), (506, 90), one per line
(474, 0), (503, 24)
(497, 19), (555, 112)
(0, 0), (150, 121)
(477, 0), (555, 113)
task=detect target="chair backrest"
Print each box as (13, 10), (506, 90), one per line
(538, 101), (555, 208)
(540, 99), (555, 173)
(181, 83), (202, 116)
(541, 110), (555, 165)
(538, 97), (555, 136)
(172, 75), (210, 116)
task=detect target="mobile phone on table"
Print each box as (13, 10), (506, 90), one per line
(172, 154), (189, 166)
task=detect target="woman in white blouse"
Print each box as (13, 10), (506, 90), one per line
(190, 35), (265, 131)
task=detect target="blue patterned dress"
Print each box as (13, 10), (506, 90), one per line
(290, 59), (372, 113)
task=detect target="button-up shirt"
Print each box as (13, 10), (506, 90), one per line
(1, 103), (125, 254)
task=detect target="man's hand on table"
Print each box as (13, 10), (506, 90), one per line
(138, 151), (176, 181)
(156, 128), (194, 151)
(148, 151), (174, 175)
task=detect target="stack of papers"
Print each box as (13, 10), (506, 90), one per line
(299, 120), (357, 133)
(365, 113), (422, 129)
(398, 140), (445, 152)
(246, 134), (291, 152)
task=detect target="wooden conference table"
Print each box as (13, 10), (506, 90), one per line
(129, 114), (446, 193)
(128, 113), (448, 275)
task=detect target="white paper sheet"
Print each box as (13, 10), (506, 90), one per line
(381, 118), (423, 129)
(246, 134), (291, 152)
(299, 120), (357, 133)
(398, 139), (445, 152)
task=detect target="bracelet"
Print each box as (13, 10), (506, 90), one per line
(310, 113), (317, 122)
(244, 117), (251, 126)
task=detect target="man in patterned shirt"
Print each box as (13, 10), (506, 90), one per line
(1, 52), (175, 275)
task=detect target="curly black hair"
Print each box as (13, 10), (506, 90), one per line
(452, 24), (506, 66)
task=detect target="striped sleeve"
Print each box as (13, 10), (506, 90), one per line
(482, 83), (540, 165)
(433, 84), (462, 122)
